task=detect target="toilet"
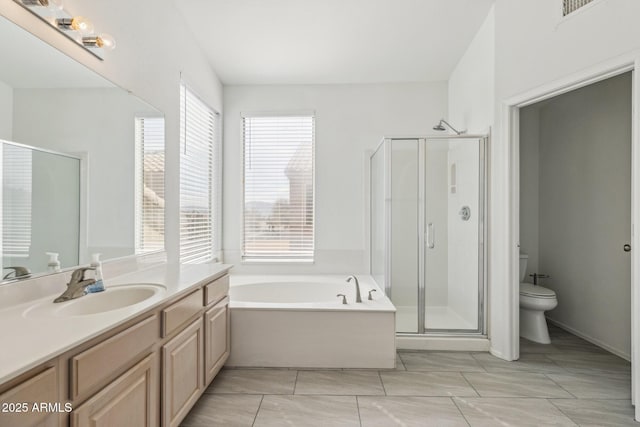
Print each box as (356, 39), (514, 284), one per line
(519, 253), (558, 344)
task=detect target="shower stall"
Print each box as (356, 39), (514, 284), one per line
(370, 136), (487, 335)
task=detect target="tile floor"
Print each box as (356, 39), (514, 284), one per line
(181, 325), (634, 426)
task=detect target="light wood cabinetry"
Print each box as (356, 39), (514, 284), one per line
(0, 366), (59, 427)
(71, 354), (158, 427)
(162, 288), (203, 338)
(162, 318), (204, 427)
(0, 272), (230, 427)
(70, 315), (159, 401)
(205, 296), (230, 384)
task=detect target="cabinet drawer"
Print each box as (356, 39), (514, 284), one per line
(162, 289), (203, 338)
(204, 274), (229, 306)
(72, 354), (157, 427)
(70, 315), (159, 400)
(0, 367), (58, 427)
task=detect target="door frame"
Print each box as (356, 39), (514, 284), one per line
(502, 53), (640, 417)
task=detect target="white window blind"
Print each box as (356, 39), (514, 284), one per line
(563, 0), (593, 15)
(2, 144), (32, 258)
(180, 83), (221, 264)
(242, 114), (315, 261)
(135, 117), (165, 253)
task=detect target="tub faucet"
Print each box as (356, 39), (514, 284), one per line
(346, 275), (362, 303)
(54, 267), (96, 303)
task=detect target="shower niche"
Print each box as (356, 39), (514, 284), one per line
(370, 136), (487, 335)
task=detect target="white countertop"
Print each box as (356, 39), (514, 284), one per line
(0, 263), (232, 385)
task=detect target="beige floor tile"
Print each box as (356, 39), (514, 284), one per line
(207, 369), (297, 394)
(180, 394), (262, 427)
(358, 396), (468, 427)
(295, 370), (385, 395)
(550, 399), (636, 426)
(545, 353), (631, 375)
(454, 397), (577, 426)
(546, 372), (631, 399)
(471, 353), (567, 373)
(463, 372), (573, 398)
(380, 371), (478, 397)
(399, 351), (486, 372)
(254, 395), (360, 427)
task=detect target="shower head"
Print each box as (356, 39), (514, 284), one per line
(433, 122), (447, 131)
(433, 119), (465, 135)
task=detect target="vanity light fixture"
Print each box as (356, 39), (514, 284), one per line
(13, 0), (116, 58)
(21, 0), (63, 9)
(82, 33), (116, 50)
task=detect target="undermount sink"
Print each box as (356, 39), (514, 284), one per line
(24, 284), (166, 318)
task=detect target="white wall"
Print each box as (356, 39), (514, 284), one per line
(519, 106), (540, 279)
(448, 5), (494, 133)
(0, 80), (12, 140)
(223, 82), (448, 273)
(0, 0), (223, 264)
(449, 0), (640, 359)
(12, 88), (158, 261)
(520, 73), (632, 358)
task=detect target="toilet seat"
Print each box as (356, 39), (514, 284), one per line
(519, 283), (556, 299)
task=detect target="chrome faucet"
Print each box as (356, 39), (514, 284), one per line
(3, 266), (31, 280)
(346, 275), (362, 303)
(53, 267), (96, 303)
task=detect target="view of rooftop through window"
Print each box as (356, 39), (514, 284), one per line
(242, 115), (315, 260)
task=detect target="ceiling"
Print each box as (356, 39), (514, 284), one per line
(175, 0), (494, 85)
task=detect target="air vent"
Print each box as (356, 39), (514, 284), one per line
(563, 0), (594, 16)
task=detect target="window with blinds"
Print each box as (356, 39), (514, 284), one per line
(2, 145), (32, 258)
(135, 116), (165, 253)
(179, 83), (222, 264)
(563, 0), (593, 16)
(242, 114), (315, 261)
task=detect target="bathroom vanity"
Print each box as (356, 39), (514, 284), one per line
(0, 263), (231, 427)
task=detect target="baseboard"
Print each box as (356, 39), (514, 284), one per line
(546, 317), (631, 361)
(397, 336), (490, 352)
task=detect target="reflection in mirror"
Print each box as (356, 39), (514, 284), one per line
(2, 142), (80, 278)
(0, 15), (165, 283)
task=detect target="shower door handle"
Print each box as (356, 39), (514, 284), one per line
(426, 223), (435, 249)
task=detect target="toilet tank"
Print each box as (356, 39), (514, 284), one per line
(519, 253), (528, 282)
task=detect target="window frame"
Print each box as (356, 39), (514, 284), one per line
(240, 111), (316, 263)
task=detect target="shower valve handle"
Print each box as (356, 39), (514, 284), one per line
(337, 294), (347, 305)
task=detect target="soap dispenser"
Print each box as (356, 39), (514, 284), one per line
(86, 253), (105, 293)
(46, 252), (61, 273)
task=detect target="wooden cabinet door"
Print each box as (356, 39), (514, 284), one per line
(71, 354), (158, 427)
(0, 366), (59, 427)
(204, 296), (230, 385)
(162, 317), (204, 427)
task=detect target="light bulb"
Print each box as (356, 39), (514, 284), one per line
(83, 34), (116, 51)
(96, 33), (116, 50)
(70, 16), (94, 35)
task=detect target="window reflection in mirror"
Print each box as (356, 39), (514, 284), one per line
(0, 15), (165, 283)
(2, 142), (80, 277)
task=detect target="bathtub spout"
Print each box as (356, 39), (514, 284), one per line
(346, 275), (362, 303)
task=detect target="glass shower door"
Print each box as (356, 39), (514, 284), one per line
(424, 137), (484, 332)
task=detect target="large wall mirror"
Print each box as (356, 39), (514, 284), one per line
(0, 15), (165, 283)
